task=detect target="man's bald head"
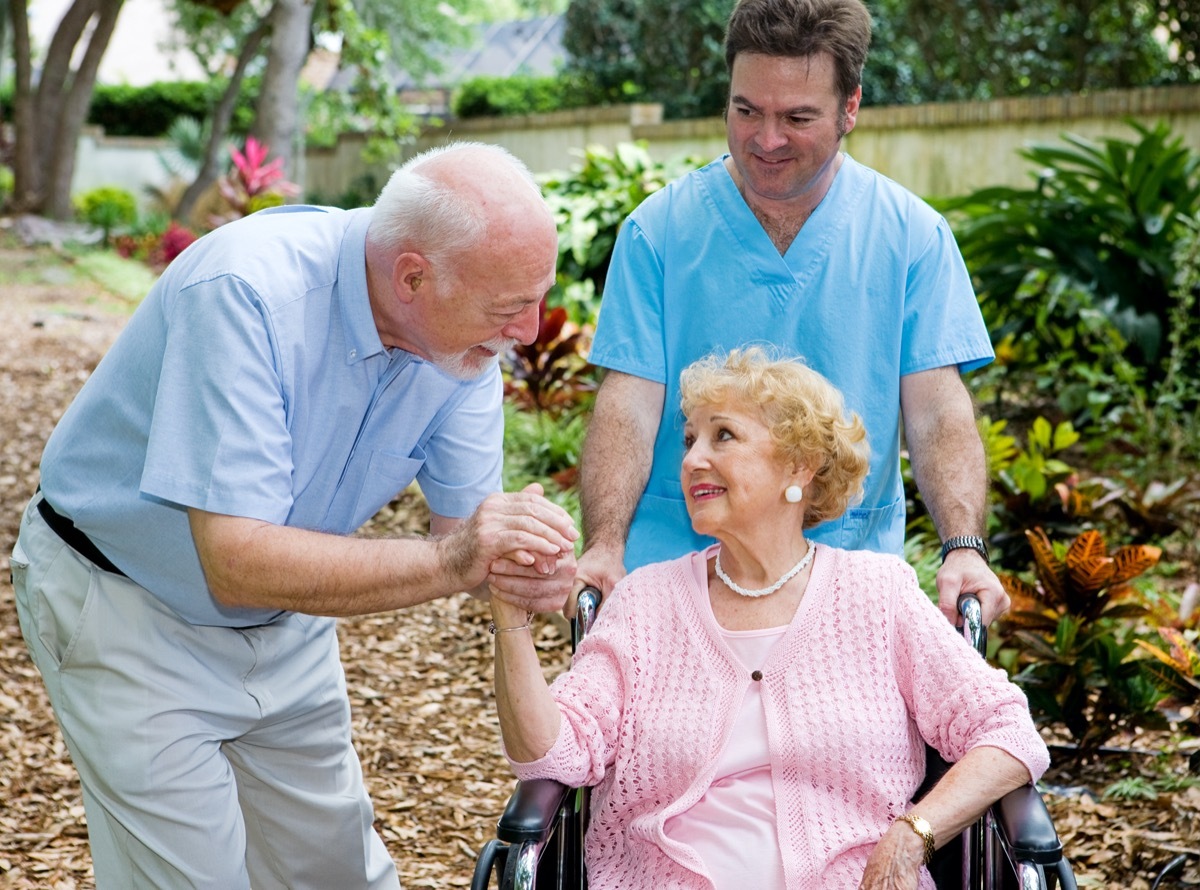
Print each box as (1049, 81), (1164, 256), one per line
(362, 142), (560, 376)
(367, 142), (554, 269)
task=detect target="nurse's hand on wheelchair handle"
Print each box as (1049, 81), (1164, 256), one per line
(565, 542), (626, 618)
(935, 548), (1010, 626)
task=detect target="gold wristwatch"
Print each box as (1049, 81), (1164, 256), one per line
(897, 812), (935, 865)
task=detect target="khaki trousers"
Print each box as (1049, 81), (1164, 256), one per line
(11, 494), (400, 890)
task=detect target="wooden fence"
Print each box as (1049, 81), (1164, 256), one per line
(73, 84), (1200, 209)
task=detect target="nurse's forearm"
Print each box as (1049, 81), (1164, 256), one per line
(578, 371), (664, 557)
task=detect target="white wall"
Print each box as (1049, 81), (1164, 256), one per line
(71, 128), (178, 207)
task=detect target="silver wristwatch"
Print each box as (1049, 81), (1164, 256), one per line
(939, 535), (990, 564)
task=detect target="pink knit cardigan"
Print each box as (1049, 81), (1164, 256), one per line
(507, 544), (1050, 889)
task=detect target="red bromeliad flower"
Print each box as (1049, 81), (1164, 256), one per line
(228, 137), (300, 199)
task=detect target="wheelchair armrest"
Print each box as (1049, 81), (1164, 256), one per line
(990, 783), (1062, 865)
(496, 778), (574, 845)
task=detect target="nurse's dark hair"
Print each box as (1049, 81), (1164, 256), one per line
(724, 0), (872, 103)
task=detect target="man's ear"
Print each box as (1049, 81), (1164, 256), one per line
(392, 252), (427, 304)
(842, 85), (862, 136)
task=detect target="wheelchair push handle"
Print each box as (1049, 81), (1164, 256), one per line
(573, 585), (602, 649)
(956, 593), (986, 655)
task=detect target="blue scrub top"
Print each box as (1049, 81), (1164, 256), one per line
(39, 206), (504, 626)
(589, 155), (993, 569)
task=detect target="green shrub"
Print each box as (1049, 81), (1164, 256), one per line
(305, 173), (380, 210)
(74, 186), (138, 241)
(502, 402), (588, 545)
(453, 73), (596, 118)
(0, 164), (13, 208)
(950, 124), (1200, 469)
(87, 80), (258, 138)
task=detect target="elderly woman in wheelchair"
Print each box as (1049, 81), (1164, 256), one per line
(488, 347), (1050, 890)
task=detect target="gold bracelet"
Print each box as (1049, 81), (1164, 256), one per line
(897, 813), (935, 865)
(489, 611), (534, 635)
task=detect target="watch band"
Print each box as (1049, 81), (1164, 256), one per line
(897, 812), (936, 864)
(940, 534), (989, 564)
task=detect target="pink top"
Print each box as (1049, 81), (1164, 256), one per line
(507, 544), (1050, 890)
(664, 626), (788, 887)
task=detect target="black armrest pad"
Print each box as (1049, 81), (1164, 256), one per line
(497, 779), (574, 844)
(991, 783), (1062, 865)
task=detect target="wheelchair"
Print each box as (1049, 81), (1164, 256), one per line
(473, 588), (1078, 890)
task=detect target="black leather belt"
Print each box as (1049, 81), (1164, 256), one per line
(36, 495), (127, 577)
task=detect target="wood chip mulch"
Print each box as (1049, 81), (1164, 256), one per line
(0, 237), (1197, 888)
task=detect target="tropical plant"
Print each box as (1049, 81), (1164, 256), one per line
(503, 299), (598, 416)
(996, 527), (1166, 753)
(983, 416), (1085, 567)
(112, 215), (200, 271)
(155, 221), (201, 266)
(539, 142), (703, 321)
(939, 121), (1200, 369)
(211, 137), (299, 226)
(1136, 627), (1200, 732)
(997, 417), (1080, 504)
(157, 115), (210, 180)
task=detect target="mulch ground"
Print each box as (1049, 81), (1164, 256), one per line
(0, 234), (1197, 889)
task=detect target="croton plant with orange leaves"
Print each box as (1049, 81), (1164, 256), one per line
(999, 527), (1161, 627)
(996, 527), (1168, 752)
(1136, 627), (1200, 729)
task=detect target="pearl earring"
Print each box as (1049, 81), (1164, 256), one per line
(785, 484), (803, 503)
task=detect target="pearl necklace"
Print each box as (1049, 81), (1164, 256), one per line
(715, 544), (815, 598)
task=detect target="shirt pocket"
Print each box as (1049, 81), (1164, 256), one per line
(346, 447), (428, 531)
(810, 497), (906, 554)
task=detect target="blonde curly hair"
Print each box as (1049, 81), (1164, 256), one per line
(679, 346), (870, 527)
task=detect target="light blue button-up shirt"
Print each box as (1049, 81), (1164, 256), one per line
(40, 206), (503, 626)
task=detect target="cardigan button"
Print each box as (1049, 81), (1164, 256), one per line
(751, 670), (763, 681)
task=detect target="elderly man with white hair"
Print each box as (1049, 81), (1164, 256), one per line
(11, 142), (578, 889)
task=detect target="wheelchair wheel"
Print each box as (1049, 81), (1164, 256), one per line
(501, 839), (539, 890)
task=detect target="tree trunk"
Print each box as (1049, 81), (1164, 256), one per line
(7, 0), (37, 212)
(250, 0), (314, 181)
(174, 19), (269, 222)
(45, 0), (125, 219)
(8, 0), (124, 218)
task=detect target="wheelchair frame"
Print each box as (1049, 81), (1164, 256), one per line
(473, 590), (1077, 890)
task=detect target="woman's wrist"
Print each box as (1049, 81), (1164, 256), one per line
(892, 815), (934, 865)
(489, 595), (533, 634)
